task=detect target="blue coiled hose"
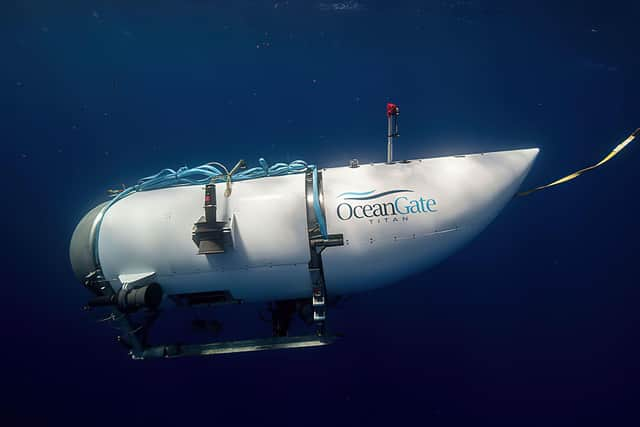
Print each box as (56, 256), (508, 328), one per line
(93, 158), (327, 265)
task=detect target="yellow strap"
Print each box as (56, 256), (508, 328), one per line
(107, 184), (126, 195)
(517, 128), (639, 197)
(224, 175), (232, 198)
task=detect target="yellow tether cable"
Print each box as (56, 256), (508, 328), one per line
(517, 128), (639, 197)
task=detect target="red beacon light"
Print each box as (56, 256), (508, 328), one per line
(386, 103), (399, 117)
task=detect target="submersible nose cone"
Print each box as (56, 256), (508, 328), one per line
(69, 202), (108, 282)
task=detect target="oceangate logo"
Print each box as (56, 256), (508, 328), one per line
(336, 189), (437, 222)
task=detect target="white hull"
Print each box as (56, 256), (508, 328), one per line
(73, 148), (539, 303)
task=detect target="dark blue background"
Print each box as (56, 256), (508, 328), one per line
(2, 1), (639, 425)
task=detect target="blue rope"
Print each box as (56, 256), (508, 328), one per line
(93, 158), (327, 265)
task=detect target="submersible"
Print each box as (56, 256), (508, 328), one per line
(70, 104), (635, 359)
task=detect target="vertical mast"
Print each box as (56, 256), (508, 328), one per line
(386, 103), (400, 163)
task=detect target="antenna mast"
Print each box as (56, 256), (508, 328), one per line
(386, 103), (400, 163)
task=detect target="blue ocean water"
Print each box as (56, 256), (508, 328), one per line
(2, 1), (639, 425)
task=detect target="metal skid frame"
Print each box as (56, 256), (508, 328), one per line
(85, 270), (338, 359)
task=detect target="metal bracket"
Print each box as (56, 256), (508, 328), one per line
(305, 168), (343, 336)
(192, 183), (232, 254)
(118, 272), (157, 288)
